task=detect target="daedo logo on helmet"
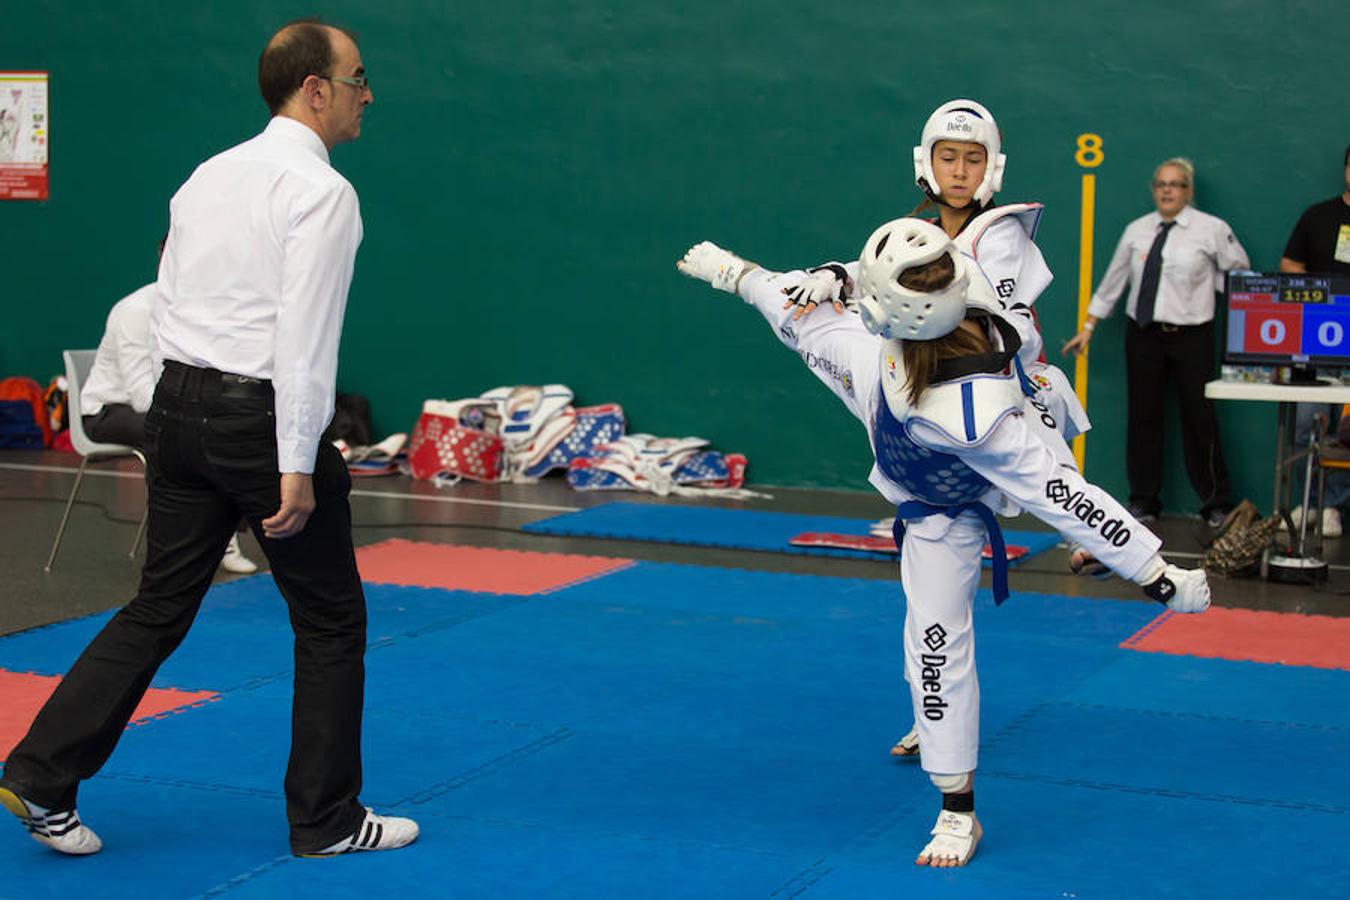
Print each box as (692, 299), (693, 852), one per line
(1046, 478), (1131, 547)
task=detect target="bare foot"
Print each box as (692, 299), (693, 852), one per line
(915, 810), (981, 868)
(1068, 544), (1111, 579)
(890, 725), (920, 758)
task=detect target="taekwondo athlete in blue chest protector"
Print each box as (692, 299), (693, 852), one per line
(677, 218), (1211, 869)
(769, 98), (1103, 758)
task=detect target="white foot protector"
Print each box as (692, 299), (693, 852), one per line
(1145, 564), (1210, 613)
(916, 809), (981, 868)
(676, 242), (748, 293)
(889, 724), (920, 758)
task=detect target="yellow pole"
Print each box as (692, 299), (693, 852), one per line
(1072, 132), (1104, 471)
(1073, 172), (1095, 470)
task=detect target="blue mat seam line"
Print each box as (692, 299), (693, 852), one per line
(979, 771), (1347, 814)
(395, 727), (574, 808)
(367, 597), (532, 643)
(1120, 609), (1173, 646)
(385, 809), (808, 861)
(1060, 701), (1350, 733)
(768, 857), (833, 898)
(100, 771), (283, 800)
(197, 854), (296, 899)
(979, 701), (1052, 756)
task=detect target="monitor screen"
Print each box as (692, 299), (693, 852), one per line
(1224, 271), (1350, 369)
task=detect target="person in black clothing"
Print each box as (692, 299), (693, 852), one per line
(1280, 143), (1350, 537)
(1281, 144), (1350, 275)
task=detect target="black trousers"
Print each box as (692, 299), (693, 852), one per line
(3, 361), (367, 853)
(1124, 318), (1233, 517)
(83, 403), (146, 448)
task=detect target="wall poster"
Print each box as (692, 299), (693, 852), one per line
(0, 71), (49, 201)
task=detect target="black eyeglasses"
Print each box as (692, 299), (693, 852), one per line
(1152, 180), (1189, 190)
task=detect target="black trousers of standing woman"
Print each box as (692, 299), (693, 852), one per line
(1, 361), (367, 854)
(1124, 318), (1233, 518)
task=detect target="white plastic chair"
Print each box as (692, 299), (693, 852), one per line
(45, 349), (148, 571)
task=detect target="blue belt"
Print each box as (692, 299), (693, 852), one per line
(892, 499), (1010, 605)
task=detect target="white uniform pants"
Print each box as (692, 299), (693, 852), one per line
(900, 511), (985, 777)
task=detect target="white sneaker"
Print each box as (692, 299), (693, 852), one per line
(299, 808), (419, 857)
(0, 784), (102, 855)
(1279, 507), (1342, 538)
(220, 534), (259, 574)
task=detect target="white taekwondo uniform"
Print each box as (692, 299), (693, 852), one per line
(737, 263), (1160, 776)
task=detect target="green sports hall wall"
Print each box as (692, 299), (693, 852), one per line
(3, 1), (1347, 511)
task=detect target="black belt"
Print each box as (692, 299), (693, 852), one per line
(1134, 320), (1204, 333)
(160, 360), (273, 400)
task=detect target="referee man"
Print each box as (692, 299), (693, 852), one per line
(1, 19), (417, 858)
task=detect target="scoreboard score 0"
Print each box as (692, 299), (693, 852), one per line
(1224, 273), (1350, 366)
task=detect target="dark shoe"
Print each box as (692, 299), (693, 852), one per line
(1203, 507), (1232, 529)
(1126, 502), (1159, 524)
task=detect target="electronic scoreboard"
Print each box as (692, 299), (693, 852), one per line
(1224, 272), (1350, 375)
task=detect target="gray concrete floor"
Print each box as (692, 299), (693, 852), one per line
(2, 450), (1347, 638)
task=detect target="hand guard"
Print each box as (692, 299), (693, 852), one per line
(1143, 564), (1211, 613)
(782, 263), (850, 315)
(677, 241), (749, 294)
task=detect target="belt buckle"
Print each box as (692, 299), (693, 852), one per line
(1160, 323), (1180, 333)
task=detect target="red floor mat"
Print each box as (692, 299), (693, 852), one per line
(1121, 607), (1350, 670)
(1, 670), (218, 760)
(355, 538), (634, 595)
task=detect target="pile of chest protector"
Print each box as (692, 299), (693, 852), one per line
(406, 385), (759, 498)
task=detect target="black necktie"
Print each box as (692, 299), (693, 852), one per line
(1134, 220), (1176, 328)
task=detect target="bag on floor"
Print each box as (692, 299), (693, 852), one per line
(1201, 500), (1278, 577)
(323, 392), (373, 447)
(0, 376), (49, 448)
(406, 399), (504, 483)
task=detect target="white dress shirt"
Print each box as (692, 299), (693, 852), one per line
(82, 283), (158, 416)
(154, 116), (363, 474)
(1086, 205), (1249, 326)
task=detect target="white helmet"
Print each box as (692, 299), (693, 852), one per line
(913, 99), (1006, 207)
(856, 218), (970, 341)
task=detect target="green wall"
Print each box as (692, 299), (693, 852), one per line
(3, 1), (1347, 511)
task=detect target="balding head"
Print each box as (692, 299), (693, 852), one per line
(258, 18), (356, 115)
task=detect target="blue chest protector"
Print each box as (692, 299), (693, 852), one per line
(873, 358), (1036, 605)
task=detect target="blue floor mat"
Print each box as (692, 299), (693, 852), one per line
(2, 559), (1346, 898)
(523, 501), (1062, 563)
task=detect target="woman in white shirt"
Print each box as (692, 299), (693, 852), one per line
(1062, 158), (1248, 525)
